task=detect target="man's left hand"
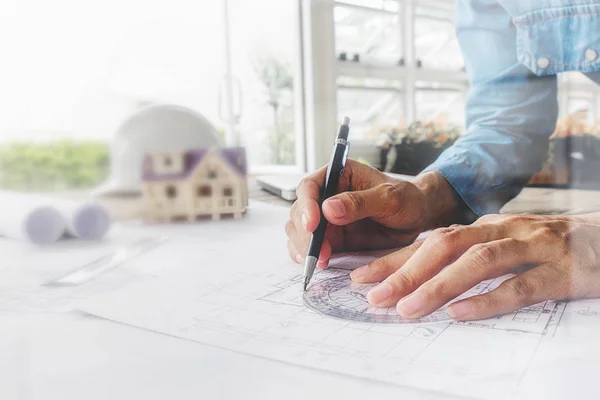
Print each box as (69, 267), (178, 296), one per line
(350, 213), (600, 321)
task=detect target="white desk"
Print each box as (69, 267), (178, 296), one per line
(0, 206), (454, 400)
(3, 186), (600, 400)
(0, 312), (461, 400)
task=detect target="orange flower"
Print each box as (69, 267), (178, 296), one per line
(436, 133), (448, 144)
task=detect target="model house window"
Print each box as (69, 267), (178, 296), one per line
(228, 199), (234, 206)
(164, 156), (173, 167)
(166, 185), (177, 199)
(223, 187), (233, 197)
(208, 169), (217, 179)
(198, 185), (212, 197)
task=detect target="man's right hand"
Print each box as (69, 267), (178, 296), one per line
(285, 160), (465, 269)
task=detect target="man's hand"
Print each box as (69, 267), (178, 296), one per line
(351, 213), (600, 321)
(285, 160), (463, 269)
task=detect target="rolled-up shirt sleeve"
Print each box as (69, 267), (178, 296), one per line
(422, 0), (558, 216)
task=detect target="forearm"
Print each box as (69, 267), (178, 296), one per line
(421, 0), (558, 217)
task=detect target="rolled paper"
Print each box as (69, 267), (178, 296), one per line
(53, 201), (111, 240)
(0, 192), (66, 245)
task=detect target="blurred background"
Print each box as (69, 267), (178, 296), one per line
(1, 0), (599, 193)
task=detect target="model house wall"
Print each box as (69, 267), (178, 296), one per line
(141, 148), (248, 222)
(152, 153), (185, 176)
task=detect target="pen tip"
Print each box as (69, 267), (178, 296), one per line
(303, 275), (310, 292)
(342, 116), (350, 126)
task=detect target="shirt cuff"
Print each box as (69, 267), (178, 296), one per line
(422, 151), (525, 217)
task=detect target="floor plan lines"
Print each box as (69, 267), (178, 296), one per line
(80, 232), (576, 400)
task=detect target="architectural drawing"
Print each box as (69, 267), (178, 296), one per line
(0, 234), (168, 314)
(74, 204), (600, 400)
(81, 241), (570, 400)
(304, 273), (453, 324)
(302, 253), (567, 334)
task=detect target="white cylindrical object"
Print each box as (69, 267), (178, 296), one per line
(0, 192), (66, 245)
(54, 201), (111, 240)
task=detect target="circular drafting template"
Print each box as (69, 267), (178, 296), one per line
(303, 274), (452, 325)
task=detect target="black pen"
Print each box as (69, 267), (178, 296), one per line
(303, 117), (351, 291)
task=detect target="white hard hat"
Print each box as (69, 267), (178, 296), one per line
(94, 103), (222, 196)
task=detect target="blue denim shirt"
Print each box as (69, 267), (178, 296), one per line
(423, 0), (600, 216)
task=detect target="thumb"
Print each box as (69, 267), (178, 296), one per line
(322, 183), (399, 226)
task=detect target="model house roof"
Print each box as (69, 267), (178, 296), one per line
(142, 147), (247, 182)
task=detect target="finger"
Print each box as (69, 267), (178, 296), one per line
(285, 221), (302, 262)
(289, 202), (315, 249)
(290, 194), (321, 234)
(366, 224), (505, 308)
(287, 239), (303, 264)
(351, 240), (424, 283)
(322, 182), (402, 226)
(295, 167), (327, 232)
(317, 240), (333, 270)
(298, 160), (392, 230)
(286, 216), (333, 266)
(396, 238), (535, 319)
(285, 220), (307, 262)
(285, 219), (294, 239)
(447, 265), (559, 321)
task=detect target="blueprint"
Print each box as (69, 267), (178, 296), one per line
(79, 204), (600, 400)
(306, 270), (464, 325)
(0, 233), (168, 314)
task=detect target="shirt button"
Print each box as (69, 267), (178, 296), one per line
(537, 57), (550, 69)
(585, 49), (598, 62)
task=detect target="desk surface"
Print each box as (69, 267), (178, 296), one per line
(4, 183), (600, 400)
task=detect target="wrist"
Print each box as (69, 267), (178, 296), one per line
(414, 171), (475, 228)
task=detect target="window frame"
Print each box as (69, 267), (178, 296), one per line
(303, 0), (467, 168)
(197, 185), (213, 198)
(304, 0), (600, 170)
(222, 0), (307, 175)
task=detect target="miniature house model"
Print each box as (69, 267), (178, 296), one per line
(142, 148), (248, 221)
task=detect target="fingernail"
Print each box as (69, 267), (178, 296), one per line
(317, 259), (328, 270)
(326, 199), (346, 219)
(301, 213), (309, 230)
(397, 292), (425, 317)
(350, 265), (369, 282)
(367, 282), (393, 305)
(447, 302), (473, 320)
(296, 254), (304, 264)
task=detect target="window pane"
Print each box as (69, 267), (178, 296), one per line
(415, 7), (464, 71)
(337, 82), (404, 141)
(334, 4), (402, 65)
(415, 88), (466, 131)
(229, 0), (301, 166)
(564, 71), (594, 85)
(198, 185), (212, 197)
(560, 72), (599, 133)
(567, 94), (596, 129)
